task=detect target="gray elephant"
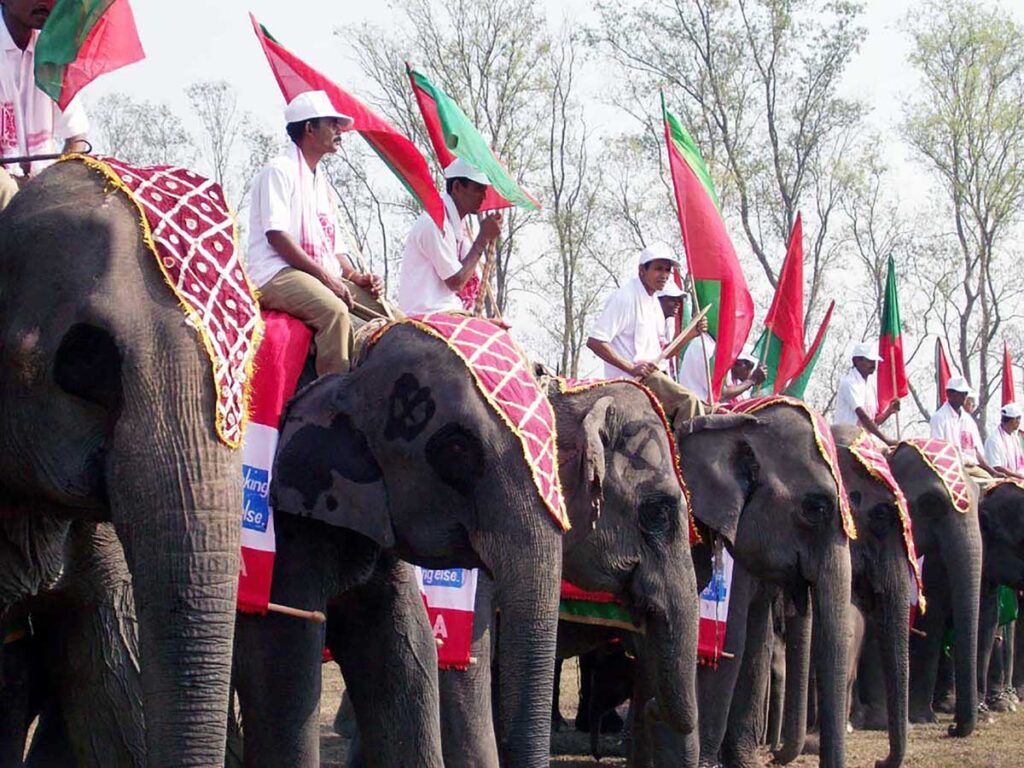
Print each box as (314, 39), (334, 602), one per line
(234, 321), (570, 767)
(0, 161), (249, 764)
(888, 441), (981, 736)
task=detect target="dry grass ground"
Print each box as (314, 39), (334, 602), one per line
(320, 659), (1024, 767)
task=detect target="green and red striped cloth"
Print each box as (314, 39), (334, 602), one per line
(877, 255), (908, 415)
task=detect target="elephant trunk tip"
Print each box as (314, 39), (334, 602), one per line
(643, 696), (695, 736)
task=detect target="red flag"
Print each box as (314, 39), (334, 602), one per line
(1003, 340), (1016, 406)
(936, 338), (951, 409)
(877, 255), (909, 414)
(761, 213), (806, 394)
(250, 16), (444, 229)
(782, 300), (835, 399)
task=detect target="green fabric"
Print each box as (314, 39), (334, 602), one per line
(34, 0), (116, 101)
(998, 585), (1018, 627)
(881, 254), (901, 340)
(409, 69), (538, 210)
(783, 326), (828, 399)
(662, 96), (721, 211)
(751, 328), (784, 395)
(559, 598), (637, 631)
(694, 278), (722, 341)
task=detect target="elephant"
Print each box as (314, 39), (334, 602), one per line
(0, 162), (248, 765)
(888, 441), (982, 736)
(234, 321), (571, 767)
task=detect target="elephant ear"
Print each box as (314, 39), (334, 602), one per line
(572, 395), (615, 529)
(271, 374), (394, 548)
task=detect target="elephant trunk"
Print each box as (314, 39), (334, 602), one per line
(109, 376), (240, 766)
(812, 541), (852, 768)
(945, 509), (982, 737)
(772, 595), (812, 764)
(876, 566), (911, 768)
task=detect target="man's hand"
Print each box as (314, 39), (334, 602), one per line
(888, 399), (902, 414)
(631, 361), (658, 379)
(477, 212), (503, 246)
(697, 317), (709, 334)
(751, 365), (767, 385)
(324, 275), (354, 308)
(352, 271), (384, 298)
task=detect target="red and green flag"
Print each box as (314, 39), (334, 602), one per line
(34, 0), (144, 110)
(251, 16), (444, 229)
(753, 213), (806, 394)
(407, 64), (538, 211)
(935, 338), (952, 409)
(783, 301), (835, 399)
(662, 96), (753, 401)
(877, 255), (908, 415)
(1002, 340), (1016, 406)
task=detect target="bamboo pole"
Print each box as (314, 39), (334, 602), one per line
(266, 602), (326, 623)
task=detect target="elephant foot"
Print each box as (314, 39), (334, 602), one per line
(948, 715), (979, 737)
(575, 709), (623, 734)
(933, 694), (956, 714)
(987, 690), (1016, 713)
(720, 750), (764, 768)
(857, 705), (889, 731)
(908, 705), (937, 725)
(552, 713), (570, 732)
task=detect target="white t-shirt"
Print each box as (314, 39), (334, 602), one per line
(245, 149), (346, 288)
(678, 333), (716, 400)
(985, 426), (1023, 473)
(398, 193), (476, 316)
(589, 278), (667, 379)
(834, 367), (877, 427)
(0, 23), (88, 176)
(929, 402), (980, 465)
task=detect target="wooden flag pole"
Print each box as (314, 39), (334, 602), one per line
(267, 602), (326, 623)
(891, 355), (903, 440)
(651, 304), (711, 369)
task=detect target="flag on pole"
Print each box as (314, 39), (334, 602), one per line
(782, 301), (835, 399)
(754, 213), (806, 394)
(1002, 340), (1016, 406)
(877, 255), (909, 415)
(935, 338), (952, 409)
(251, 16), (445, 229)
(407, 65), (539, 211)
(662, 96), (754, 401)
(34, 0), (144, 110)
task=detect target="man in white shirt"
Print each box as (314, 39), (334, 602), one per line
(930, 377), (998, 476)
(247, 90), (383, 376)
(0, 0), (89, 210)
(678, 335), (764, 403)
(586, 243), (706, 425)
(984, 403), (1024, 480)
(724, 352), (765, 403)
(833, 342), (900, 445)
(397, 157), (502, 315)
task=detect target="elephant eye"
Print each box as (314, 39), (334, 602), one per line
(868, 503), (896, 538)
(425, 422), (485, 497)
(638, 490), (680, 550)
(798, 493), (833, 530)
(848, 491), (863, 510)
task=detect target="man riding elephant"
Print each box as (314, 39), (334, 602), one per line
(246, 90), (383, 375)
(931, 376), (999, 479)
(0, 0), (89, 210)
(833, 342), (900, 446)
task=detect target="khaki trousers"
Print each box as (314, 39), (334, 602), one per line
(0, 169), (18, 212)
(259, 267), (352, 375)
(640, 370), (707, 425)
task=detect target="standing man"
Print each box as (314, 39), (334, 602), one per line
(930, 377), (998, 477)
(247, 90), (383, 376)
(586, 242), (706, 425)
(398, 157), (502, 316)
(0, 0), (89, 210)
(984, 403), (1024, 480)
(833, 342), (900, 445)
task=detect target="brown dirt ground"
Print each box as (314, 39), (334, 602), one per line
(320, 660), (1024, 767)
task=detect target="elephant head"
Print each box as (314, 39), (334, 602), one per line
(272, 323), (563, 766)
(676, 402), (851, 768)
(0, 161), (242, 763)
(551, 382), (699, 738)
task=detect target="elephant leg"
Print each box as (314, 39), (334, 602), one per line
(697, 560), (757, 767)
(977, 584), (999, 709)
(909, 561), (949, 724)
(766, 607), (786, 751)
(328, 555), (443, 768)
(722, 584), (773, 768)
(630, 636), (698, 768)
(438, 572), (498, 768)
(846, 603), (867, 727)
(575, 649), (596, 731)
(856, 628), (888, 730)
(1015, 614), (1024, 695)
(1002, 617), (1015, 697)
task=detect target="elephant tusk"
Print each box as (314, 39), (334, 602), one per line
(266, 602), (327, 623)
(910, 627), (927, 638)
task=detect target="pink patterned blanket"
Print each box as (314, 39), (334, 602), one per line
(901, 438), (972, 513)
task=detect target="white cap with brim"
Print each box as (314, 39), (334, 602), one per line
(639, 242), (681, 268)
(946, 376), (971, 394)
(655, 283), (685, 299)
(284, 90), (354, 127)
(1002, 403), (1023, 419)
(851, 341), (883, 362)
(737, 351), (759, 365)
(444, 158), (490, 186)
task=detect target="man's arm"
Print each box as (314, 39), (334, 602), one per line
(266, 230), (352, 307)
(586, 338), (654, 379)
(443, 213), (503, 292)
(875, 399), (900, 425)
(721, 365), (766, 400)
(855, 407), (896, 447)
(337, 253), (383, 297)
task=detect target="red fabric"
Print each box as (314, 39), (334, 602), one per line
(560, 581), (619, 604)
(664, 120), (753, 401)
(57, 0), (144, 110)
(64, 155), (261, 448)
(764, 213), (806, 393)
(407, 63), (511, 213)
(877, 334), (908, 417)
(1003, 340), (1016, 407)
(936, 338), (951, 409)
(902, 439), (972, 514)
(248, 312), (312, 426)
(250, 16), (444, 230)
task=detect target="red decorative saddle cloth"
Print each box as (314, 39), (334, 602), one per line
(727, 396), (857, 539)
(559, 581), (636, 632)
(60, 154), (262, 448)
(900, 438), (972, 513)
(367, 314), (568, 530)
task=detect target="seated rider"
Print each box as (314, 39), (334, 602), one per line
(985, 403), (1024, 480)
(246, 90), (383, 375)
(832, 343), (900, 446)
(930, 377), (998, 479)
(0, 0), (89, 211)
(397, 157), (502, 315)
(586, 243), (706, 426)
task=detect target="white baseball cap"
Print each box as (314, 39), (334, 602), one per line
(851, 341), (882, 362)
(655, 282), (685, 299)
(284, 90), (353, 126)
(945, 376), (971, 394)
(639, 242), (680, 268)
(444, 158), (490, 186)
(1002, 403), (1023, 419)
